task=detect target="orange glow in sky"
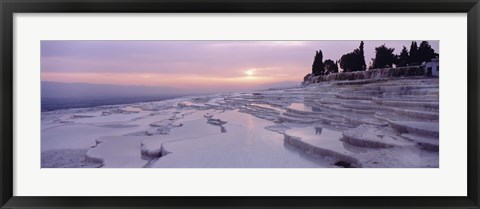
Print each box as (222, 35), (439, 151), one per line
(41, 70), (290, 91)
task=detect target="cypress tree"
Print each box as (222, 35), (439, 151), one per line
(312, 50), (324, 76)
(359, 41), (366, 71)
(396, 46), (409, 67)
(409, 41), (419, 65)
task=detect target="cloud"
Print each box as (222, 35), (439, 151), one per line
(208, 41), (308, 48)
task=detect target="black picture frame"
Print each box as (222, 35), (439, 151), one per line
(1, 0), (479, 208)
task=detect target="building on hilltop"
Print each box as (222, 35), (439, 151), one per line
(422, 58), (439, 77)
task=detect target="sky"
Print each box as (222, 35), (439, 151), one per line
(41, 40), (439, 92)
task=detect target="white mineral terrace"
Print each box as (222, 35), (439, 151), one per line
(41, 77), (439, 168)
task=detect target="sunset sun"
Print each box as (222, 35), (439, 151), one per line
(245, 69), (255, 77)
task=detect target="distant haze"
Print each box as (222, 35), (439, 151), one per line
(41, 81), (193, 99)
(40, 80), (300, 111)
(41, 40), (439, 94)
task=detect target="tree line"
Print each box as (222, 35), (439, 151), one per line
(311, 41), (439, 76)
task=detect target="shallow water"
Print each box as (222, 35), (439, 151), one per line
(251, 103), (284, 112)
(151, 110), (333, 168)
(287, 102), (321, 112)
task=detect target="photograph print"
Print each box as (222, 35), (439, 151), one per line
(41, 40), (439, 168)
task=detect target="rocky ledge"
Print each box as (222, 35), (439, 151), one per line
(303, 66), (425, 85)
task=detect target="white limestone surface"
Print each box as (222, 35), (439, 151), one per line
(41, 77), (439, 168)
